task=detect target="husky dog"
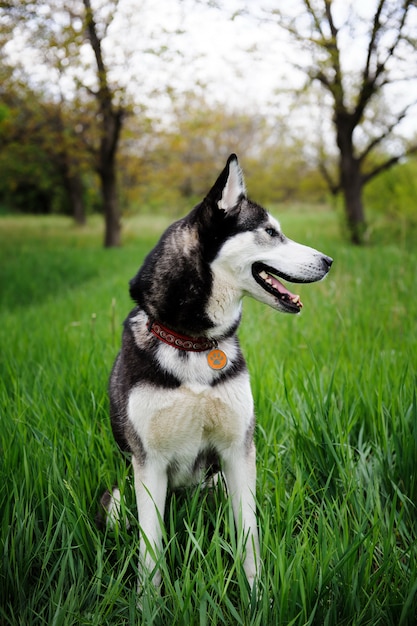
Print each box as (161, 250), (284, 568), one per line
(105, 154), (332, 593)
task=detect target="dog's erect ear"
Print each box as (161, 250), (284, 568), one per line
(206, 154), (246, 212)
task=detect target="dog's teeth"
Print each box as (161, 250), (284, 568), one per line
(260, 270), (273, 286)
(292, 295), (302, 306)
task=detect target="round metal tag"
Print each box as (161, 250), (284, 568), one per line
(207, 349), (228, 370)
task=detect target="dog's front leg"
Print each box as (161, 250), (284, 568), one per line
(222, 441), (260, 589)
(132, 455), (167, 591)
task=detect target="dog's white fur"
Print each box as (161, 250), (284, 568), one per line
(128, 367), (257, 587)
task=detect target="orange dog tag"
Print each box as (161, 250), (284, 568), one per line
(207, 349), (228, 370)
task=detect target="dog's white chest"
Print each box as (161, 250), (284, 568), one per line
(127, 374), (253, 465)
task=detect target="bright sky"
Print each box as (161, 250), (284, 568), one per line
(105, 0), (417, 139)
(5, 0), (417, 140)
(106, 0), (303, 112)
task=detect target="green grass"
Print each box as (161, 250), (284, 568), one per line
(1, 210), (417, 625)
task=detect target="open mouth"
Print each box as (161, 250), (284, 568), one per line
(252, 262), (303, 313)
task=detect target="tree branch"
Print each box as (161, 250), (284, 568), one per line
(362, 144), (417, 185)
(354, 1), (413, 126)
(359, 102), (417, 164)
(363, 0), (385, 83)
(318, 159), (340, 195)
(303, 0), (325, 39)
(324, 0), (338, 39)
(309, 0), (345, 108)
(379, 1), (412, 74)
(83, 0), (108, 96)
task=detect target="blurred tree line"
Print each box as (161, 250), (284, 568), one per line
(3, 72), (416, 227)
(0, 78), (329, 217)
(1, 0), (417, 246)
(0, 80), (96, 221)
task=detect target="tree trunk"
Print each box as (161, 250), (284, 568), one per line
(98, 107), (122, 247)
(336, 116), (366, 244)
(341, 156), (366, 245)
(83, 0), (123, 248)
(101, 165), (121, 247)
(66, 172), (86, 226)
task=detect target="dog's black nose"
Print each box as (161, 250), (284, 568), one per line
(322, 255), (333, 271)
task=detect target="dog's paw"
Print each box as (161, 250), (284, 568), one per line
(96, 486), (131, 531)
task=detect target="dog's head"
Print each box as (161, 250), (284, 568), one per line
(203, 154), (333, 315)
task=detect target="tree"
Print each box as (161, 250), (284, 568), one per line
(1, 0), (128, 246)
(82, 0), (125, 246)
(270, 0), (417, 243)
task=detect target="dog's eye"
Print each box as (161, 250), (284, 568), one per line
(265, 227), (277, 237)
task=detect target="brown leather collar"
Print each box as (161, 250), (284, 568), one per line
(148, 320), (217, 352)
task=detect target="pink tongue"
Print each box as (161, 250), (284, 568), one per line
(269, 275), (297, 299)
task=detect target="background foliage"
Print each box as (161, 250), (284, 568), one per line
(2, 79), (416, 230)
(1, 1), (416, 240)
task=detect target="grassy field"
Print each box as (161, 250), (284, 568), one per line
(1, 209), (417, 625)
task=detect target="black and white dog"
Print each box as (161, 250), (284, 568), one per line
(104, 154), (332, 593)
